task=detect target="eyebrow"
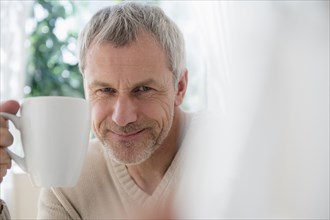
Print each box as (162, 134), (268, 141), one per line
(133, 79), (157, 88)
(88, 80), (112, 89)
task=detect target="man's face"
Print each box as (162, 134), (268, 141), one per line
(84, 33), (181, 165)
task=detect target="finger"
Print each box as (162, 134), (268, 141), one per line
(0, 149), (11, 168)
(0, 117), (9, 128)
(0, 100), (20, 115)
(0, 164), (8, 175)
(0, 100), (20, 129)
(0, 164), (8, 179)
(0, 128), (14, 147)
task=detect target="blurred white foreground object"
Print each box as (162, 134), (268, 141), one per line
(176, 1), (329, 219)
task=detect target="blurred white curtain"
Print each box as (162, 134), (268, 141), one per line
(0, 1), (32, 101)
(177, 1), (329, 219)
(0, 0), (33, 217)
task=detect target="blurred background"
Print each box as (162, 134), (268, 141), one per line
(0, 0), (329, 219)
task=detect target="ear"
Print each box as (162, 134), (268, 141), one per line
(175, 69), (188, 106)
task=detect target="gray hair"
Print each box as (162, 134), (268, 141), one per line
(78, 2), (186, 82)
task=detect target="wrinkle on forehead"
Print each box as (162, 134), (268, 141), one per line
(87, 31), (166, 67)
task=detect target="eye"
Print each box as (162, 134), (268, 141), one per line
(133, 86), (152, 93)
(96, 87), (117, 96)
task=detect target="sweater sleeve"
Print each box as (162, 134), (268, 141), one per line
(37, 188), (81, 220)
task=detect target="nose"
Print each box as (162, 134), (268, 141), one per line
(112, 95), (138, 127)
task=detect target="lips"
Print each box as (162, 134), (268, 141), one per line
(109, 128), (147, 140)
(112, 129), (145, 137)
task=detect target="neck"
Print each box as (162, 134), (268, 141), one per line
(126, 108), (186, 195)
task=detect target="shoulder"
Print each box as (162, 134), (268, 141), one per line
(85, 138), (105, 161)
(75, 138), (110, 188)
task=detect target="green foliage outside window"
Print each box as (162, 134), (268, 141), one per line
(25, 0), (84, 98)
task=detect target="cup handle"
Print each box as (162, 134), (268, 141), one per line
(0, 112), (27, 172)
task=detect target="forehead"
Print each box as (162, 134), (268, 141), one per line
(87, 32), (167, 67)
(84, 32), (172, 87)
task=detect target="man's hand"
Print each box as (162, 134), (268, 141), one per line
(0, 100), (20, 183)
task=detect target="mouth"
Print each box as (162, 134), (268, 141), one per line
(109, 128), (147, 140)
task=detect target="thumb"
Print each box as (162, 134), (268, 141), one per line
(0, 100), (20, 115)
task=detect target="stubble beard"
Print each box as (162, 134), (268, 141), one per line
(98, 114), (174, 165)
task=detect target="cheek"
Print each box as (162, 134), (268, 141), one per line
(91, 100), (112, 131)
(139, 97), (175, 122)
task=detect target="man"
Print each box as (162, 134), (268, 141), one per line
(0, 2), (193, 218)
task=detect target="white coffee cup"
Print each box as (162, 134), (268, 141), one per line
(0, 96), (91, 187)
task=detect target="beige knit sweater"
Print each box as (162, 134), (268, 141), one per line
(37, 131), (186, 219)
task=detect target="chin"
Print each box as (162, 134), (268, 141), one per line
(103, 141), (158, 165)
